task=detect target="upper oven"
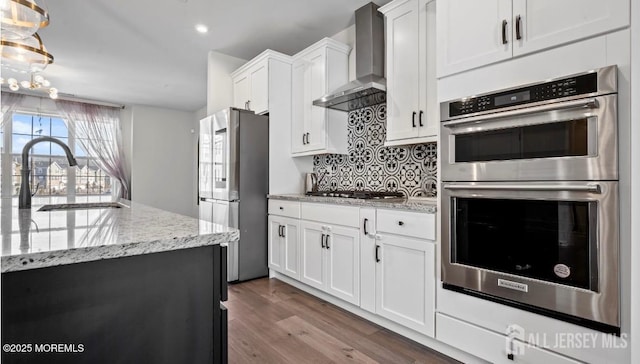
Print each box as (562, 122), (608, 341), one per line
(440, 65), (617, 182)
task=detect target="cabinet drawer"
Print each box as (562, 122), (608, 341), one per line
(376, 209), (435, 240)
(268, 200), (300, 218)
(300, 203), (359, 228)
(436, 314), (580, 364)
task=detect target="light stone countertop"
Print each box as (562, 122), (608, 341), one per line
(0, 197), (238, 273)
(268, 194), (437, 213)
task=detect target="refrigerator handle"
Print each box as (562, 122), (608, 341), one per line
(220, 244), (228, 302)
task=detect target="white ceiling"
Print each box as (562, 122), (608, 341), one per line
(8, 0), (390, 111)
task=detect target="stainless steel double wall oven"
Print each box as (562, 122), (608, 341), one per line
(440, 66), (620, 334)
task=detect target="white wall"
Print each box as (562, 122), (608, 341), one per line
(125, 104), (199, 217)
(207, 51), (246, 115)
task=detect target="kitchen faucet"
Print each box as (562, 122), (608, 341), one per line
(19, 136), (78, 209)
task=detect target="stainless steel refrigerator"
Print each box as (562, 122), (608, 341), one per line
(198, 108), (269, 282)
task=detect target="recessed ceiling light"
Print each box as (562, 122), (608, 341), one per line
(195, 24), (208, 34)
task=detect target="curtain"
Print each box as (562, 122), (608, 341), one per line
(55, 100), (131, 200)
(1, 92), (25, 129)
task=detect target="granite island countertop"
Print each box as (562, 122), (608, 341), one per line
(0, 197), (239, 273)
(268, 194), (437, 213)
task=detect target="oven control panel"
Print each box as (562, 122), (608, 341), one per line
(447, 72), (598, 118)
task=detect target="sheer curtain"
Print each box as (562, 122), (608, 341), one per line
(1, 92), (25, 129)
(55, 100), (131, 199)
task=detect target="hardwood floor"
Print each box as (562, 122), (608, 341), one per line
(226, 278), (459, 364)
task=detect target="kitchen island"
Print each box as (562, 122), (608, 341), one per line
(1, 198), (237, 364)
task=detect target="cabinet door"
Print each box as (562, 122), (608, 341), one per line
(437, 0), (512, 77)
(300, 221), (326, 290)
(249, 62), (269, 114)
(376, 234), (435, 337)
(233, 72), (250, 110)
(418, 0), (439, 139)
(325, 225), (360, 305)
(512, 0), (629, 57)
(305, 49), (327, 152)
(281, 217), (300, 280)
(291, 60), (307, 154)
(359, 208), (377, 313)
(385, 0), (421, 142)
(268, 216), (283, 272)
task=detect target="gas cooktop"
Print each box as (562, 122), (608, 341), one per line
(305, 190), (405, 200)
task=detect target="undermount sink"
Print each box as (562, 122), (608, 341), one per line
(38, 202), (128, 212)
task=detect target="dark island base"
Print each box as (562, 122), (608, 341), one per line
(2, 245), (227, 364)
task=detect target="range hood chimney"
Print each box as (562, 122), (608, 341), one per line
(313, 2), (386, 111)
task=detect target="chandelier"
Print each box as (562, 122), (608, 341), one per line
(1, 73), (57, 98)
(0, 0), (57, 98)
(0, 0), (49, 40)
(1, 32), (53, 73)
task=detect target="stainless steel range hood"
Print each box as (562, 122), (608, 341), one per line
(313, 2), (386, 112)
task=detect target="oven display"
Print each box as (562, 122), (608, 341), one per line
(448, 72), (598, 117)
(495, 90), (530, 106)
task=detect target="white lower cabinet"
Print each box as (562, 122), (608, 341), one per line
(270, 200), (436, 343)
(268, 215), (300, 280)
(300, 221), (326, 290)
(300, 220), (360, 305)
(437, 314), (581, 364)
(359, 209), (436, 338)
(375, 233), (435, 337)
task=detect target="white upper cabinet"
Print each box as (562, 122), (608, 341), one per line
(291, 38), (351, 156)
(380, 0), (438, 146)
(437, 0), (512, 77)
(231, 50), (291, 115)
(437, 0), (629, 77)
(511, 0), (629, 57)
(232, 73), (250, 110)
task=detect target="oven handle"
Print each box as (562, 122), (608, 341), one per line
(443, 98), (599, 128)
(443, 183), (601, 193)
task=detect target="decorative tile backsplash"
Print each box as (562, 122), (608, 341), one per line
(313, 103), (438, 198)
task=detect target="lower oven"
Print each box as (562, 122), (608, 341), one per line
(441, 181), (620, 334)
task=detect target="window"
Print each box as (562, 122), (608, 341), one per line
(1, 112), (112, 202)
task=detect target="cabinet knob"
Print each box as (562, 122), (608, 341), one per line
(398, 221), (404, 226)
(279, 206), (284, 210)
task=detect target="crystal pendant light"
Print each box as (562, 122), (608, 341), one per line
(0, 32), (53, 73)
(0, 0), (49, 40)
